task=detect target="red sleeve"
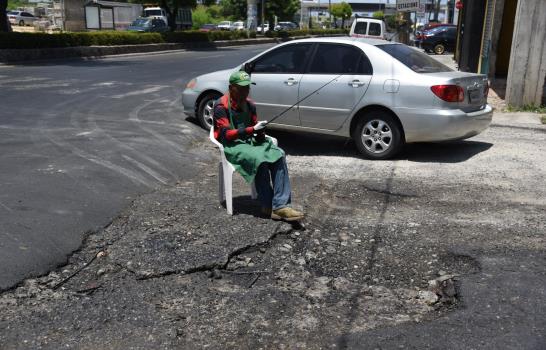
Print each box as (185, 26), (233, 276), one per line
(213, 104), (253, 142)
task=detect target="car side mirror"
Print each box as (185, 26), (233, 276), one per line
(243, 62), (255, 74)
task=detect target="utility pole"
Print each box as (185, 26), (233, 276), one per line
(261, 0), (265, 33)
(328, 0), (331, 27)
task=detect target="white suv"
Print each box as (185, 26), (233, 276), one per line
(349, 18), (387, 40)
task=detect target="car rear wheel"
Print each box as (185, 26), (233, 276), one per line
(197, 92), (221, 130)
(19, 20), (24, 26)
(353, 111), (403, 160)
(434, 43), (445, 55)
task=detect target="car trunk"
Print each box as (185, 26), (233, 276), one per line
(426, 72), (488, 112)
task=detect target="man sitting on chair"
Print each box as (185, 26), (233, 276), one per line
(213, 71), (304, 221)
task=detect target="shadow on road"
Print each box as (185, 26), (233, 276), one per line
(401, 141), (493, 163)
(192, 120), (493, 163)
(267, 130), (493, 163)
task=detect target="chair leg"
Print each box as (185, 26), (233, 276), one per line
(222, 162), (234, 215)
(250, 181), (258, 200)
(218, 162), (224, 203)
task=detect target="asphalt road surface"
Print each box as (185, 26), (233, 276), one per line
(0, 45), (275, 290)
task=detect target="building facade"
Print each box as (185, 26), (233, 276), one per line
(456, 0), (546, 107)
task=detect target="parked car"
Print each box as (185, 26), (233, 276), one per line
(182, 38), (491, 159)
(274, 22), (298, 31)
(217, 21), (232, 31)
(199, 23), (217, 32)
(257, 22), (269, 32)
(7, 11), (37, 26)
(232, 21), (245, 31)
(420, 26), (457, 54)
(127, 17), (169, 32)
(414, 24), (456, 48)
(349, 18), (387, 40)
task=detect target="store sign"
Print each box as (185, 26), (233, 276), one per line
(397, 0), (420, 12)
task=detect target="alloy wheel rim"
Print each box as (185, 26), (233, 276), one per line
(435, 45), (444, 54)
(203, 99), (214, 129)
(361, 119), (393, 154)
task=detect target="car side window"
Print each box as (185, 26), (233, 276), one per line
(369, 23), (381, 36)
(354, 22), (367, 35)
(23, 12), (32, 17)
(309, 44), (372, 75)
(253, 43), (312, 74)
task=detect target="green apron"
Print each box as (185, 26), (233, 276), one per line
(222, 97), (283, 183)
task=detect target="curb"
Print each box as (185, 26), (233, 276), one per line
(0, 38), (280, 63)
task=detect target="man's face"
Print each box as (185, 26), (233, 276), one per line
(229, 84), (250, 105)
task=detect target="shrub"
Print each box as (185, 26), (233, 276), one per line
(264, 28), (347, 38)
(0, 28), (346, 50)
(0, 31), (163, 49)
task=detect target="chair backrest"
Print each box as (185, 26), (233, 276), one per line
(209, 123), (224, 150)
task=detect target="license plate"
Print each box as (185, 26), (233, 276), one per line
(468, 89), (481, 103)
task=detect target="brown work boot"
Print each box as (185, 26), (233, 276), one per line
(271, 207), (304, 221)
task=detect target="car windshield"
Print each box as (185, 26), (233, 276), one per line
(145, 10), (162, 16)
(132, 18), (150, 27)
(376, 44), (452, 73)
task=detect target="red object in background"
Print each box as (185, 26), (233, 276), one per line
(456, 1), (463, 10)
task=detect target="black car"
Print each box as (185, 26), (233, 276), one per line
(420, 26), (457, 55)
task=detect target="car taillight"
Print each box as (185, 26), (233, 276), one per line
(431, 85), (464, 102)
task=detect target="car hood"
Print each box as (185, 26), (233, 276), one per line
(194, 68), (239, 89)
(128, 26), (147, 31)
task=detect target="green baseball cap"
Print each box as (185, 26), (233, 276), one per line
(229, 71), (253, 86)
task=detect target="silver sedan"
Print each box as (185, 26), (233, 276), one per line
(7, 11), (38, 26)
(182, 37), (492, 159)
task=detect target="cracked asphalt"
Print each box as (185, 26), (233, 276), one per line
(1, 112), (544, 349)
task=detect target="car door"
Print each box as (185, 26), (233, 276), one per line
(298, 43), (373, 130)
(22, 12), (34, 23)
(249, 43), (312, 126)
(445, 27), (457, 51)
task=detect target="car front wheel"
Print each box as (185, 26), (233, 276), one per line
(197, 92), (221, 130)
(353, 111), (403, 160)
(434, 43), (445, 55)
(19, 20), (25, 26)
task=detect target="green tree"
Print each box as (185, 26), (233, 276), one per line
(206, 4), (223, 20)
(192, 5), (214, 29)
(372, 11), (384, 20)
(330, 2), (352, 28)
(264, 0), (298, 29)
(219, 0), (246, 21)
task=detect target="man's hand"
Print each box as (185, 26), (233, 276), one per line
(253, 121), (267, 131)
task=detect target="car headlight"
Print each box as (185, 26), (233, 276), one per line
(186, 78), (197, 90)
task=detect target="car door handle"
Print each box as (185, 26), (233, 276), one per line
(284, 78), (298, 86)
(348, 80), (365, 88)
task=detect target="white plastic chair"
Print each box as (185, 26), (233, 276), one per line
(209, 125), (277, 215)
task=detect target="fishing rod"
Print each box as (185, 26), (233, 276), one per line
(264, 73), (344, 126)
